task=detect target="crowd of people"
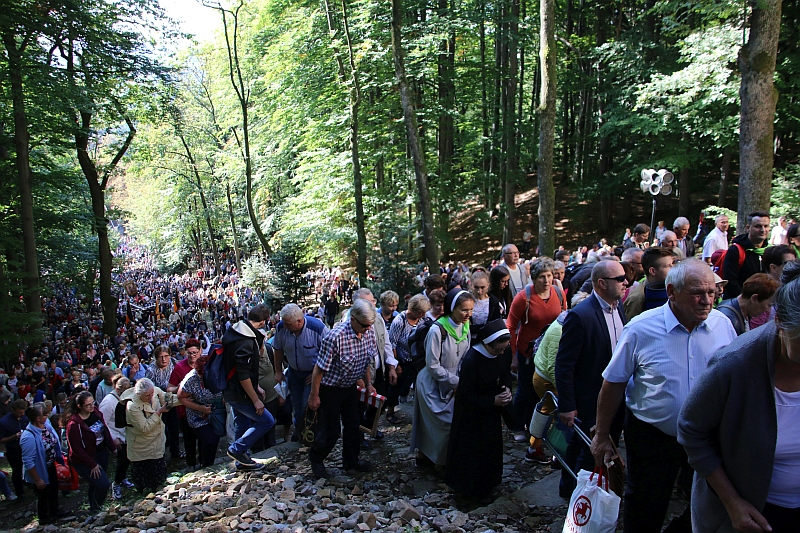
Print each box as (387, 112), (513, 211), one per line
(2, 213), (800, 532)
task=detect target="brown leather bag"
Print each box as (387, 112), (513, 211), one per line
(590, 426), (626, 497)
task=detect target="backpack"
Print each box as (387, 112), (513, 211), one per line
(409, 317), (445, 372)
(115, 397), (133, 429)
(203, 343), (236, 395)
(712, 243), (745, 274)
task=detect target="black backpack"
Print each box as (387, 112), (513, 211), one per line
(410, 317), (445, 372)
(115, 397), (133, 429)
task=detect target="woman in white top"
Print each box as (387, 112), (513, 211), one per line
(469, 270), (502, 344)
(97, 375), (132, 500)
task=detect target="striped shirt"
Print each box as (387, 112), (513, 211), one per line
(388, 311), (415, 363)
(603, 302), (736, 437)
(316, 320), (375, 388)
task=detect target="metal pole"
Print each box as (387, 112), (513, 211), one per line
(650, 197), (657, 239)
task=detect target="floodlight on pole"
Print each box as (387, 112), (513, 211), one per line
(640, 168), (674, 235)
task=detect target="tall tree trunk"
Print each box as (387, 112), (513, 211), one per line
(179, 134), (220, 274)
(537, 0), (557, 257)
(391, 0), (438, 273)
(2, 32), (41, 320)
(217, 2), (272, 255)
(502, 0), (520, 245)
(225, 183), (243, 274)
(324, 0), (367, 282)
(479, 0), (491, 209)
(737, 0), (782, 233)
(74, 111), (134, 339)
(437, 0), (455, 254)
(719, 147), (732, 207)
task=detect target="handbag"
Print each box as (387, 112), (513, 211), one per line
(562, 467), (621, 533)
(56, 457), (80, 491)
(209, 398), (227, 438)
(299, 407), (319, 446)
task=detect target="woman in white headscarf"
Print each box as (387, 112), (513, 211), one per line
(410, 288), (475, 467)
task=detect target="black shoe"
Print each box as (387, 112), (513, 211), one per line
(311, 462), (329, 479)
(235, 461), (264, 471)
(227, 449), (256, 466)
(344, 459), (371, 473)
(415, 454), (434, 468)
(360, 439), (372, 450)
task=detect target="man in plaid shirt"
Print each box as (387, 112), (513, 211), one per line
(307, 299), (376, 478)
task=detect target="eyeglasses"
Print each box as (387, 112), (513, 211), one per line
(351, 316), (373, 330)
(186, 350), (201, 356)
(602, 276), (628, 283)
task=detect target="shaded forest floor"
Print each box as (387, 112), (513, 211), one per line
(447, 171), (736, 264)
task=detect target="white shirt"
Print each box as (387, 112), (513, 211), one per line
(603, 303), (737, 437)
(767, 388), (800, 507)
(594, 292), (623, 349)
(702, 227), (729, 260)
(769, 225), (787, 246)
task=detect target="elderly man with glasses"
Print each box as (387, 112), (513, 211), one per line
(307, 299), (377, 478)
(499, 244), (531, 297)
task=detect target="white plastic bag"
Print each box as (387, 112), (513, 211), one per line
(562, 468), (621, 533)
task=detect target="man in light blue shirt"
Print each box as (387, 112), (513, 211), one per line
(273, 304), (329, 442)
(591, 259), (737, 533)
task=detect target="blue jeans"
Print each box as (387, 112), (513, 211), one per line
(227, 400), (276, 455)
(286, 368), (313, 436)
(73, 448), (110, 512)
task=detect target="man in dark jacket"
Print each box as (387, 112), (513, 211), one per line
(222, 304), (275, 470)
(555, 261), (627, 497)
(722, 211), (770, 299)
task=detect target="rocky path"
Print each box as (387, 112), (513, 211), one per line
(3, 400), (688, 533)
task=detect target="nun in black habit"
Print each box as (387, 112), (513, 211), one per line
(445, 318), (513, 499)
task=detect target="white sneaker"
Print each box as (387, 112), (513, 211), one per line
(7, 493), (17, 501)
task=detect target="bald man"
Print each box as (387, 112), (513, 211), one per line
(553, 260), (628, 496)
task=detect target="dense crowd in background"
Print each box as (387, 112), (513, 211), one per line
(2, 213), (800, 532)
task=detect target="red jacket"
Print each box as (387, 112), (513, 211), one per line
(66, 410), (117, 469)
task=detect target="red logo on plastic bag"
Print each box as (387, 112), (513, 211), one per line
(573, 495), (592, 526)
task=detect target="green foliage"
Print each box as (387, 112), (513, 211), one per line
(772, 165), (800, 221)
(703, 205), (739, 229)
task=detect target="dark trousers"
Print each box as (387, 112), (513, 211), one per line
(6, 447), (24, 496)
(762, 502), (800, 533)
(308, 384), (361, 468)
(115, 442), (131, 484)
(386, 361), (416, 408)
(560, 405), (624, 496)
(163, 407), (181, 457)
(248, 397), (279, 453)
(180, 417), (198, 467)
(513, 356), (539, 431)
(36, 464), (59, 521)
(192, 424), (221, 467)
(73, 448), (110, 512)
(623, 409), (692, 533)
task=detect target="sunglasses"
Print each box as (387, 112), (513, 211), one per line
(602, 276), (628, 283)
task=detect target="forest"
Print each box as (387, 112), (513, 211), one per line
(1, 0), (799, 351)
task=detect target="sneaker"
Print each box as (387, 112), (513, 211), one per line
(513, 431), (528, 443)
(524, 446), (551, 464)
(311, 462), (329, 479)
(227, 449), (256, 466)
(344, 459), (371, 473)
(235, 461), (264, 471)
(121, 479), (135, 489)
(374, 430), (384, 440)
(7, 493), (17, 501)
(360, 438), (372, 450)
(112, 483), (123, 500)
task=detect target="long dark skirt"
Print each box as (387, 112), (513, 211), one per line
(130, 457), (166, 492)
